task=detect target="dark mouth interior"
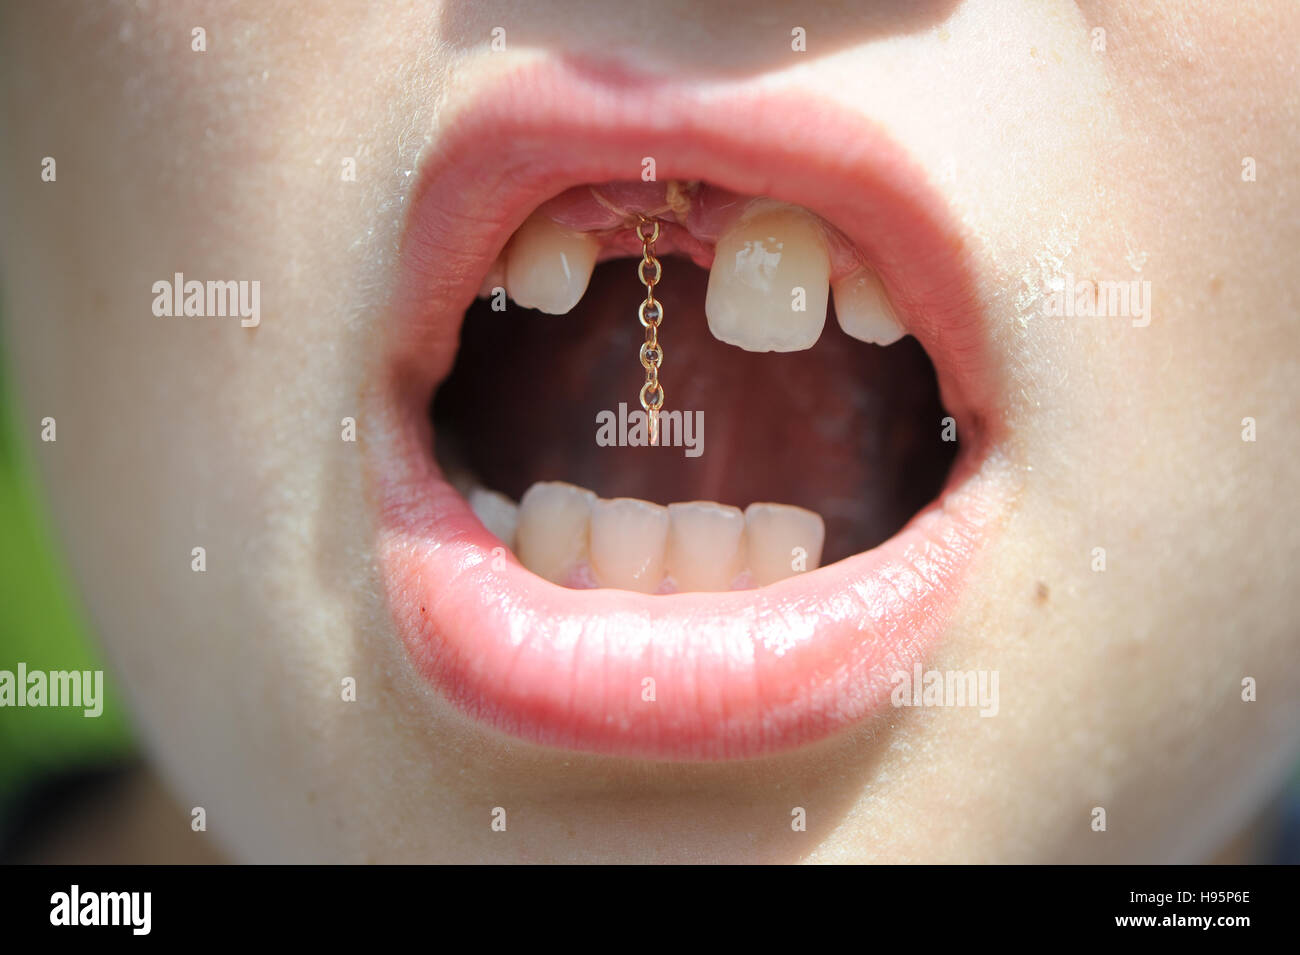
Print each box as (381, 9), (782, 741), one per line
(433, 255), (956, 564)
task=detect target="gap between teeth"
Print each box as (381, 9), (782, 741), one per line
(458, 189), (904, 592)
(486, 197), (908, 350)
(464, 479), (826, 594)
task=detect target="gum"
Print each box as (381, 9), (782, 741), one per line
(533, 181), (865, 280)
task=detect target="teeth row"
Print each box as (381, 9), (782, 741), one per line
(469, 480), (825, 593)
(489, 201), (906, 349)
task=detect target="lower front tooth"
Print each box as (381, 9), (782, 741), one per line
(589, 497), (670, 593)
(744, 503), (825, 586)
(666, 501), (745, 592)
(832, 269), (905, 345)
(468, 488), (518, 548)
(504, 213), (600, 315)
(705, 201), (830, 352)
(516, 481), (596, 584)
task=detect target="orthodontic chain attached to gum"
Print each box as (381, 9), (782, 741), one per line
(636, 215), (665, 446)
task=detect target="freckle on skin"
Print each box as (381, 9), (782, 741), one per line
(1035, 581), (1049, 603)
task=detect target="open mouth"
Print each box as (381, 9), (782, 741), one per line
(434, 182), (957, 590)
(369, 61), (1015, 761)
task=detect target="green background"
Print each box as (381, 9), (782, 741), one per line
(0, 333), (135, 823)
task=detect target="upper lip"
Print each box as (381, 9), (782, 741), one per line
(367, 57), (1014, 760)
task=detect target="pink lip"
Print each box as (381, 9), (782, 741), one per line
(369, 59), (1013, 760)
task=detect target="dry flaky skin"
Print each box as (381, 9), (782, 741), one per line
(0, 1), (1297, 863)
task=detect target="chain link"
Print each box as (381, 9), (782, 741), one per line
(636, 215), (664, 445)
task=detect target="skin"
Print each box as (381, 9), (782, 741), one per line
(1, 1), (1297, 863)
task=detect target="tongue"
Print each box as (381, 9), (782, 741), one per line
(434, 258), (954, 563)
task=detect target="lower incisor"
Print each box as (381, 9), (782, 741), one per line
(502, 481), (825, 592)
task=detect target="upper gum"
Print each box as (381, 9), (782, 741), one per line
(531, 182), (868, 282)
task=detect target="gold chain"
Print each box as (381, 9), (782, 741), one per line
(636, 215), (664, 445)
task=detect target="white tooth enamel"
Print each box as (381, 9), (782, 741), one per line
(515, 481), (596, 584)
(705, 202), (830, 352)
(589, 497), (670, 593)
(504, 214), (600, 314)
(833, 269), (905, 345)
(744, 503), (825, 587)
(666, 501), (745, 592)
(468, 488), (518, 548)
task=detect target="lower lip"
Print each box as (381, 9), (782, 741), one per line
(377, 413), (1005, 761)
(372, 62), (1010, 761)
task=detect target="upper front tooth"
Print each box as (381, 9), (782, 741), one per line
(515, 481), (596, 584)
(589, 497), (670, 593)
(705, 201), (830, 352)
(833, 269), (905, 345)
(666, 501), (745, 592)
(504, 213), (600, 315)
(744, 503), (825, 586)
(468, 487), (519, 548)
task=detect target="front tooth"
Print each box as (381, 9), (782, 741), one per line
(504, 214), (600, 314)
(666, 501), (745, 592)
(705, 202), (830, 352)
(589, 498), (669, 593)
(515, 481), (596, 584)
(468, 488), (518, 548)
(744, 503), (825, 586)
(833, 269), (905, 345)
